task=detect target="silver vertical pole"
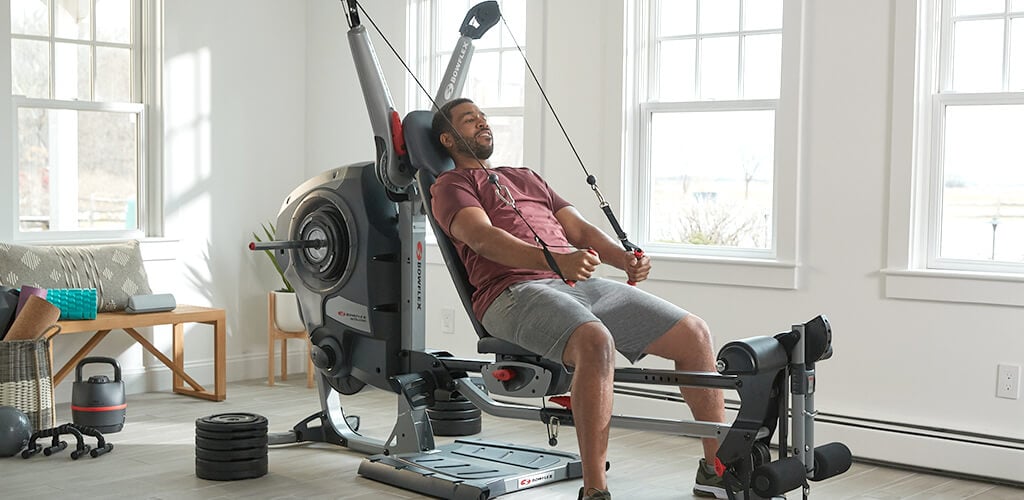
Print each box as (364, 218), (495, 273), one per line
(399, 194), (426, 352)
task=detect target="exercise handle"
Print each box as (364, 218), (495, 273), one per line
(626, 249), (644, 286)
(248, 239), (326, 251)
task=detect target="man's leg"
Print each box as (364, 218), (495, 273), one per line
(643, 314), (726, 462)
(562, 321), (617, 493)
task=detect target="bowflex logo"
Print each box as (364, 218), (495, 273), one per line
(518, 472), (554, 487)
(443, 40), (471, 100)
(335, 310), (368, 323)
(416, 241), (423, 261)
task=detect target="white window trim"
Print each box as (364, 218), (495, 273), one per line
(884, 0), (1024, 307)
(9, 0), (162, 243)
(617, 0), (806, 289)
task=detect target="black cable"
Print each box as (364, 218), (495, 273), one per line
(499, 14), (591, 179)
(499, 13), (644, 264)
(355, 1), (576, 284)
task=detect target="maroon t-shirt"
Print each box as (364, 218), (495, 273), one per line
(431, 166), (573, 321)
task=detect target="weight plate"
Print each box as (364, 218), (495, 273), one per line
(429, 416), (482, 436)
(428, 399), (477, 412)
(195, 428), (268, 440)
(195, 435), (268, 451)
(196, 457), (268, 481)
(196, 446), (268, 462)
(196, 413), (268, 433)
(426, 408), (482, 421)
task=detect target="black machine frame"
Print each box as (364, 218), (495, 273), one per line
(252, 2), (851, 499)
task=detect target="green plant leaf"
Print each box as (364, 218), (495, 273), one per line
(253, 221), (293, 292)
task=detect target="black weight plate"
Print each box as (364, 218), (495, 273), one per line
(196, 457), (268, 481)
(426, 408), (482, 421)
(430, 416), (482, 436)
(195, 428), (268, 440)
(196, 435), (269, 451)
(196, 413), (268, 433)
(196, 446), (268, 462)
(429, 400), (477, 411)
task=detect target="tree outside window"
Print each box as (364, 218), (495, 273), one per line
(10, 0), (150, 238)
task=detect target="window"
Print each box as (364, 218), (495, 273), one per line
(10, 0), (160, 240)
(925, 0), (1024, 270)
(631, 0), (793, 261)
(409, 0), (526, 167)
(886, 0), (1024, 306)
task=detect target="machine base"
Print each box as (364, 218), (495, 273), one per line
(358, 438), (583, 499)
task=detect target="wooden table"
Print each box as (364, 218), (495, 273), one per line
(54, 305), (226, 401)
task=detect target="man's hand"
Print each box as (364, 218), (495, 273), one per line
(625, 250), (651, 284)
(553, 249), (601, 282)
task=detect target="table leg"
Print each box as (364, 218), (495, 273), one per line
(54, 330), (112, 385)
(173, 322), (184, 391)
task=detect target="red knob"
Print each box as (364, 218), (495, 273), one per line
(492, 368), (515, 381)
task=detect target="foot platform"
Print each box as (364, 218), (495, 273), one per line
(358, 438), (583, 500)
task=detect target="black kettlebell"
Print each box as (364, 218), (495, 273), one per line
(71, 357), (126, 433)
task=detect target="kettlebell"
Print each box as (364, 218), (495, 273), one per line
(71, 357), (126, 433)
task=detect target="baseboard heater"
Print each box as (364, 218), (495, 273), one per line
(610, 385), (1024, 489)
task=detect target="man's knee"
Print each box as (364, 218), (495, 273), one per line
(645, 314), (714, 361)
(681, 314), (712, 346)
(563, 322), (616, 369)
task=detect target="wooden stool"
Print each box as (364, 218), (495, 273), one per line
(267, 292), (314, 388)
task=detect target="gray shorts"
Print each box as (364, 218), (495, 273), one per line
(480, 277), (689, 364)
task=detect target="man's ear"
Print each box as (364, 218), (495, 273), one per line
(439, 131), (453, 149)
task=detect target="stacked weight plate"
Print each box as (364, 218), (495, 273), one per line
(194, 413), (269, 481)
(427, 394), (481, 436)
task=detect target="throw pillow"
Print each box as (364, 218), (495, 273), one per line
(0, 240), (152, 312)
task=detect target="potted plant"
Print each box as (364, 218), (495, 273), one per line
(253, 222), (305, 333)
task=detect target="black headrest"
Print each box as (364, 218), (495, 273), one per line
(403, 110), (454, 177)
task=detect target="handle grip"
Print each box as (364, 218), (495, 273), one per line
(627, 249), (644, 286)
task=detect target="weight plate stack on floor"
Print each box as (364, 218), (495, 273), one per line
(194, 413), (269, 481)
(427, 395), (482, 436)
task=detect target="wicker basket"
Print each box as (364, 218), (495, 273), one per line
(0, 328), (59, 432)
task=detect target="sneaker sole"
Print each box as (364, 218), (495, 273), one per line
(693, 484), (729, 499)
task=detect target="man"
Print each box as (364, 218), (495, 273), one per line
(429, 98), (729, 500)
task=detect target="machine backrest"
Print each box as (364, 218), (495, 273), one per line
(403, 110), (545, 357)
(403, 111), (487, 337)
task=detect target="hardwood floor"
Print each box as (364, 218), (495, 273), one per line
(3, 378), (1018, 499)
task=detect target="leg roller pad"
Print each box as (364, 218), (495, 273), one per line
(811, 442), (852, 482)
(751, 457), (806, 498)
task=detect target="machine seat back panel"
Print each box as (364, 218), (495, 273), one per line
(403, 110), (535, 358)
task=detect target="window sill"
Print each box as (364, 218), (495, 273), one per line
(427, 243), (798, 289)
(883, 268), (1024, 307)
(608, 253), (799, 289)
(7, 236), (179, 262)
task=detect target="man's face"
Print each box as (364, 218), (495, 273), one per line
(444, 102), (494, 160)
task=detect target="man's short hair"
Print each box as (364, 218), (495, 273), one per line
(432, 97), (475, 145)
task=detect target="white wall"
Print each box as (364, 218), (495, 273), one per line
(3, 0), (1021, 484)
(2, 1), (310, 400)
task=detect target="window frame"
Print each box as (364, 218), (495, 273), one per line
(884, 0), (1024, 307)
(622, 0), (805, 289)
(9, 0), (162, 243)
(407, 0), (526, 166)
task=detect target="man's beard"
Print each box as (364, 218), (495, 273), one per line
(455, 131), (494, 160)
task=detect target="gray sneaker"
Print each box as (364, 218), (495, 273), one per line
(693, 458), (732, 499)
(578, 486), (612, 500)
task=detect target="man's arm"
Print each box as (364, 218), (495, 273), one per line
(449, 206), (601, 281)
(555, 206), (651, 283)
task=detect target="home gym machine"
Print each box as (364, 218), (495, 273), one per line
(252, 2), (852, 499)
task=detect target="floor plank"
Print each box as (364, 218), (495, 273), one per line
(1, 378), (1018, 499)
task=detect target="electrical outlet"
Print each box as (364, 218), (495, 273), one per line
(441, 308), (455, 334)
(996, 364), (1020, 400)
